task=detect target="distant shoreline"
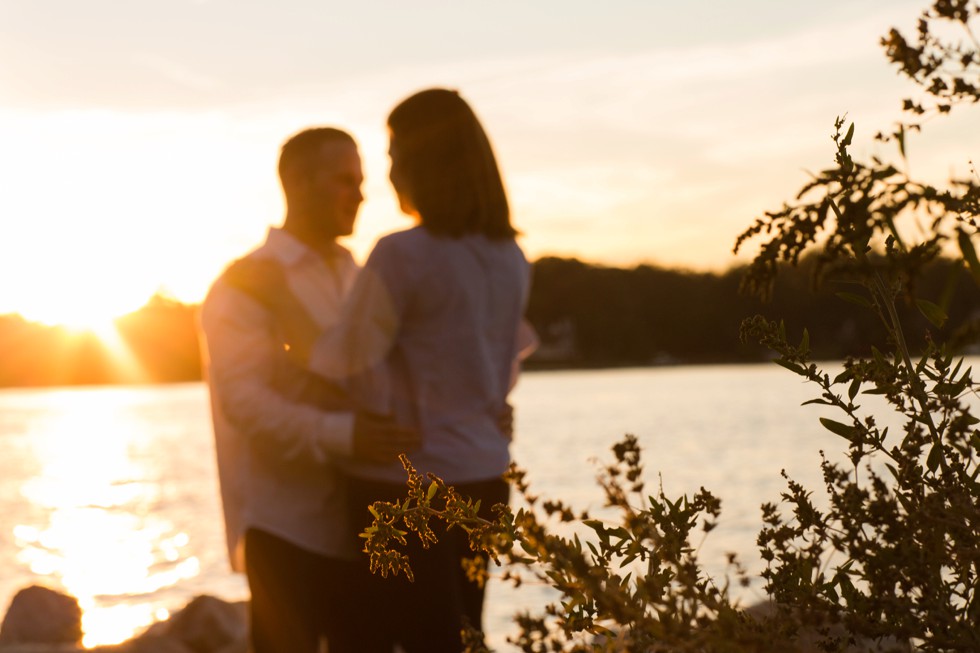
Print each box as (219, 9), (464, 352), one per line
(3, 255), (977, 389)
(0, 358), (789, 392)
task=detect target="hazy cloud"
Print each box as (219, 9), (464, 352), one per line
(132, 54), (221, 92)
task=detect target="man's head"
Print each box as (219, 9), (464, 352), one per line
(279, 127), (363, 245)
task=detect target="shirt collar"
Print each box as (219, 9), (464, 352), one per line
(264, 227), (351, 267)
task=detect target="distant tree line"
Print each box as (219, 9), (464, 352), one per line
(527, 255), (980, 367)
(1, 256), (978, 388)
(0, 294), (201, 387)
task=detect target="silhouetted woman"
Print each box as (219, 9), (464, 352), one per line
(306, 88), (532, 652)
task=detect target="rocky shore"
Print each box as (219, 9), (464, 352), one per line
(1, 586), (910, 652)
(0, 586), (246, 653)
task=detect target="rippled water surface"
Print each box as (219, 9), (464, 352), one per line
(0, 364), (907, 648)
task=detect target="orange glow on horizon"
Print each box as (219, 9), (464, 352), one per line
(11, 297), (141, 336)
(2, 311), (152, 386)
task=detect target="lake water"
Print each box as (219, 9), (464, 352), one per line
(0, 364), (897, 648)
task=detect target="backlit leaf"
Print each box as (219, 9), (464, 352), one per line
(915, 299), (947, 328)
(958, 229), (980, 286)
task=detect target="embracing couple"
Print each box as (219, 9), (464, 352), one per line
(199, 88), (535, 652)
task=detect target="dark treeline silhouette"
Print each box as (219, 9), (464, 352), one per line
(1, 257), (978, 388)
(529, 256), (980, 367)
(114, 294), (203, 382)
(0, 294), (201, 387)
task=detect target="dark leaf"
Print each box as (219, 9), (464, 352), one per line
(836, 291), (872, 308)
(958, 229), (980, 286)
(915, 298), (947, 328)
(820, 418), (861, 441)
(927, 442), (944, 472)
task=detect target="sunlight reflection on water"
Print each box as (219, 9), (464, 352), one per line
(1, 364), (974, 649)
(0, 384), (234, 647)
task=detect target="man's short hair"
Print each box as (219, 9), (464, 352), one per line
(278, 127), (356, 186)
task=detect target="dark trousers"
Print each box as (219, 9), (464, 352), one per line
(345, 476), (510, 653)
(244, 528), (358, 653)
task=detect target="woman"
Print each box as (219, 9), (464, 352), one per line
(304, 88), (533, 652)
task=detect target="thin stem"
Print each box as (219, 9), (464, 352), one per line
(870, 270), (949, 473)
(963, 22), (980, 52)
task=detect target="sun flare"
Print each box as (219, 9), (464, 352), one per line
(7, 289), (151, 384)
(6, 261), (156, 340)
(31, 307), (122, 340)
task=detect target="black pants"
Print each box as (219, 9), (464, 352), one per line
(244, 528), (358, 653)
(345, 476), (510, 653)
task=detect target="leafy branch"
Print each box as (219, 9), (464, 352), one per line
(361, 2), (980, 650)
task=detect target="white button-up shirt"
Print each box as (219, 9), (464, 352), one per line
(199, 228), (359, 570)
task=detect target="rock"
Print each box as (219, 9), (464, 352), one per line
(210, 639), (246, 653)
(0, 586), (82, 648)
(101, 634), (193, 653)
(0, 591), (246, 653)
(139, 596), (245, 653)
(0, 648), (80, 653)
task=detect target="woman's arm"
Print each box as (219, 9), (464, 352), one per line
(510, 318), (539, 391)
(307, 262), (401, 380)
(205, 257), (419, 463)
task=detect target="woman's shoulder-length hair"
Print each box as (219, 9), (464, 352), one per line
(387, 88), (516, 240)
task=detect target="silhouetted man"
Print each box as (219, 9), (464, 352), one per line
(199, 127), (415, 653)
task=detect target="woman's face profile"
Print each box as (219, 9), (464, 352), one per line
(388, 137), (418, 219)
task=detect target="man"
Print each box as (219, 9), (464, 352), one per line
(199, 127), (417, 653)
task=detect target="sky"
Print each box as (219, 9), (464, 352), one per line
(1, 0), (975, 327)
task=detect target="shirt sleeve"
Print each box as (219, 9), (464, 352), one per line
(201, 279), (354, 466)
(308, 238), (403, 370)
(306, 237), (411, 416)
(510, 318), (539, 391)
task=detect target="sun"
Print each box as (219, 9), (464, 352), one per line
(11, 288), (152, 384)
(17, 295), (131, 339)
(4, 251), (155, 338)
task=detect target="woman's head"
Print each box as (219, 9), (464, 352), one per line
(387, 88), (515, 239)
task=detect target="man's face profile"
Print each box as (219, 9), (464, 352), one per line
(308, 140), (364, 239)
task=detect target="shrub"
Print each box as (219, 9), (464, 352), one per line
(363, 2), (980, 650)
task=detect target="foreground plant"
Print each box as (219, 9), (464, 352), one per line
(732, 3), (980, 650)
(364, 438), (786, 652)
(363, 2), (979, 650)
